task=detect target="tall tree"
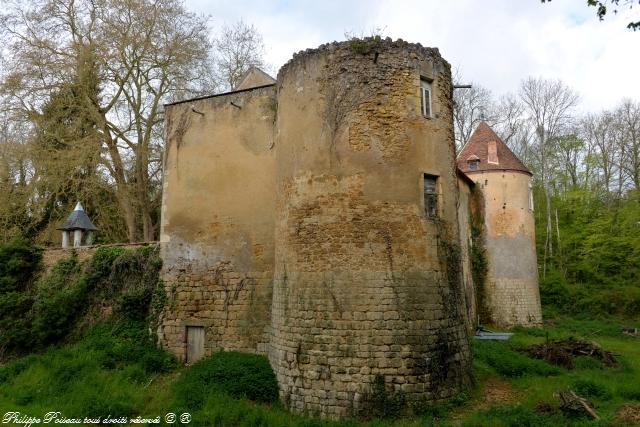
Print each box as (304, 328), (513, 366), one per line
(452, 71), (494, 150)
(519, 77), (579, 276)
(1, 0), (215, 242)
(617, 100), (640, 191)
(214, 20), (267, 91)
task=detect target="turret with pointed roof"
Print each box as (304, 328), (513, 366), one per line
(457, 121), (531, 175)
(456, 122), (542, 328)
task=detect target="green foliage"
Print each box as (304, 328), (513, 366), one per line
(469, 188), (489, 321)
(537, 189), (640, 319)
(348, 35), (382, 55)
(172, 351), (279, 409)
(472, 340), (561, 378)
(362, 374), (406, 419)
(0, 239), (42, 292)
(461, 405), (575, 427)
(0, 242), (163, 358)
(572, 379), (612, 400)
(32, 252), (88, 345)
(0, 239), (42, 355)
(0, 319), (176, 418)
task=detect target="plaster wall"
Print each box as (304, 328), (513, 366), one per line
(467, 171), (542, 326)
(159, 85), (277, 359)
(457, 178), (476, 331)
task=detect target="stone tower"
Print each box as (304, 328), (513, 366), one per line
(269, 39), (471, 418)
(159, 38), (474, 420)
(457, 122), (542, 327)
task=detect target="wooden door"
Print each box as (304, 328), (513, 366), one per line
(186, 326), (205, 364)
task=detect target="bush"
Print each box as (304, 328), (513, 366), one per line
(0, 238), (42, 293)
(364, 374), (406, 419)
(172, 351), (279, 409)
(32, 253), (87, 345)
(0, 239), (42, 355)
(572, 379), (612, 400)
(472, 340), (561, 378)
(462, 405), (569, 427)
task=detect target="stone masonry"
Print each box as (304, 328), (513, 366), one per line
(159, 38), (541, 419)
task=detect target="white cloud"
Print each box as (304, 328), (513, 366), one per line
(186, 0), (640, 112)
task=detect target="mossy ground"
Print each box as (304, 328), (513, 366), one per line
(1, 317), (638, 426)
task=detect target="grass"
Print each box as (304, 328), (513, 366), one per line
(0, 317), (639, 426)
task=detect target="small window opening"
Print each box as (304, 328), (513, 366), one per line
(423, 174), (438, 218)
(468, 160), (479, 171)
(420, 79), (432, 118)
(528, 182), (534, 211)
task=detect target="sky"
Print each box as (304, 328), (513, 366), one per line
(184, 0), (639, 113)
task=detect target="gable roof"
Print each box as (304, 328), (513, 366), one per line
(57, 202), (97, 231)
(456, 122), (531, 176)
(235, 66), (276, 91)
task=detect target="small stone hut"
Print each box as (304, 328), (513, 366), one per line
(57, 202), (97, 248)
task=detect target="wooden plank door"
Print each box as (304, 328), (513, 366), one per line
(186, 326), (205, 364)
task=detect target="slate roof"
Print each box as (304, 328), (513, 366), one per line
(456, 122), (531, 175)
(57, 202), (97, 231)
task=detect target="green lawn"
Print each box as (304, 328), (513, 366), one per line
(1, 318), (639, 427)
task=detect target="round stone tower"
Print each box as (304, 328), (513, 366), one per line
(269, 39), (472, 419)
(457, 122), (542, 327)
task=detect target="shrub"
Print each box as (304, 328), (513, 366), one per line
(462, 405), (568, 427)
(364, 374), (406, 419)
(31, 253), (87, 345)
(0, 238), (42, 293)
(85, 246), (126, 290)
(172, 351), (279, 409)
(572, 379), (612, 400)
(472, 340), (561, 378)
(0, 239), (42, 355)
(573, 356), (603, 370)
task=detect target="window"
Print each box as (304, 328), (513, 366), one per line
(424, 174), (438, 218)
(487, 140), (499, 164)
(420, 79), (432, 118)
(528, 182), (534, 211)
(468, 160), (479, 171)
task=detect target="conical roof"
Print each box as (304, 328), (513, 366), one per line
(457, 122), (531, 175)
(57, 202), (97, 231)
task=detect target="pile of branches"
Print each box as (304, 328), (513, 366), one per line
(524, 339), (617, 369)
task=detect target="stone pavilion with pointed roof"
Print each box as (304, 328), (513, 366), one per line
(57, 202), (97, 248)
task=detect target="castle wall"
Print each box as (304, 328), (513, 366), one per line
(457, 177), (476, 331)
(159, 85), (277, 360)
(469, 171), (542, 327)
(270, 40), (471, 418)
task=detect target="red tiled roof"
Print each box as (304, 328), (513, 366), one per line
(456, 122), (531, 175)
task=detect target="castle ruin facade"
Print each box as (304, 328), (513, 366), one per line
(158, 38), (541, 418)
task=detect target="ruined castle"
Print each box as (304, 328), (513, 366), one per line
(158, 38), (542, 418)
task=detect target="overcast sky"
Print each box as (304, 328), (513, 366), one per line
(185, 0), (638, 113)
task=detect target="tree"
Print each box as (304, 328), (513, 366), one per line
(213, 20), (267, 91)
(541, 0), (640, 30)
(617, 100), (640, 191)
(452, 71), (494, 151)
(1, 0), (215, 242)
(519, 77), (579, 276)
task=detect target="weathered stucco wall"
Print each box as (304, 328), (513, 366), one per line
(269, 40), (471, 418)
(457, 177), (476, 331)
(160, 85), (277, 359)
(468, 171), (542, 327)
